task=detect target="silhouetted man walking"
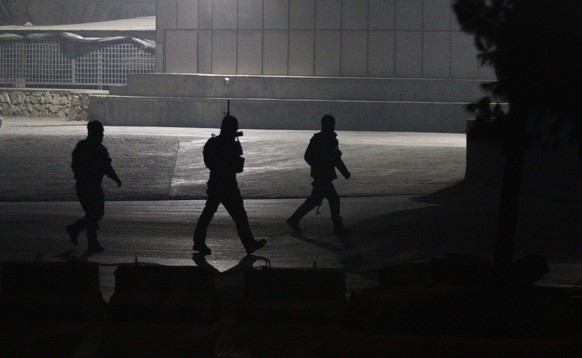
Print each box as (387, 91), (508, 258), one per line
(66, 120), (122, 252)
(193, 115), (266, 256)
(287, 115), (351, 234)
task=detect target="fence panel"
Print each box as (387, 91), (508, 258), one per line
(0, 40), (155, 87)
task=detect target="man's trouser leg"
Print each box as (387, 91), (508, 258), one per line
(288, 181), (326, 222)
(222, 187), (255, 246)
(78, 184), (104, 244)
(193, 194), (220, 245)
(70, 184), (90, 234)
(325, 183), (342, 226)
(69, 218), (86, 234)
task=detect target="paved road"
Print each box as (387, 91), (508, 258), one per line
(0, 118), (465, 201)
(1, 117), (581, 300)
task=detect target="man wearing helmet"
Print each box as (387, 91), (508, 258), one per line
(193, 115), (267, 256)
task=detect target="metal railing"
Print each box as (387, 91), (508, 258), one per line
(0, 40), (155, 88)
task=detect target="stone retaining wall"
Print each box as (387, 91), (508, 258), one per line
(0, 89), (107, 121)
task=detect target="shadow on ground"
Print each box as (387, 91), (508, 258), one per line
(351, 177), (582, 266)
(350, 181), (500, 265)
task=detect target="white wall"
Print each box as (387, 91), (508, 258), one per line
(157, 0), (494, 79)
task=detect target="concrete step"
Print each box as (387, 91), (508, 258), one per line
(89, 95), (471, 132)
(112, 73), (485, 103)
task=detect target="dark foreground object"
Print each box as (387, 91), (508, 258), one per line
(2, 259), (582, 356)
(0, 261), (106, 321)
(237, 266), (347, 325)
(108, 263), (220, 323)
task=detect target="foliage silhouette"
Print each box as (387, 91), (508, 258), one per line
(453, 0), (582, 274)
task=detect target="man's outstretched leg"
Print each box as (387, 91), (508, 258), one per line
(193, 196), (220, 256)
(86, 196), (105, 253)
(66, 218), (85, 246)
(286, 183), (325, 233)
(223, 190), (266, 255)
(86, 229), (104, 253)
(326, 184), (350, 234)
(286, 199), (318, 233)
(71, 186), (105, 252)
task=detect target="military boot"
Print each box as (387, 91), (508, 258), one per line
(87, 233), (104, 253)
(88, 240), (104, 253)
(193, 242), (212, 256)
(244, 239), (267, 255)
(286, 217), (303, 233)
(66, 224), (79, 246)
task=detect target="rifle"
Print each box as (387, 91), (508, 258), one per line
(224, 99), (243, 137)
(225, 99), (230, 116)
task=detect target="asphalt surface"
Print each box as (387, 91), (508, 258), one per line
(1, 116), (581, 302)
(0, 118), (465, 201)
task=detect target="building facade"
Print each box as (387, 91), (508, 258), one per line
(156, 0), (493, 80)
(90, 0), (489, 132)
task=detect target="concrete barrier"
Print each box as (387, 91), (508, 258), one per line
(92, 74), (479, 132)
(0, 261), (106, 321)
(108, 263), (220, 323)
(237, 267), (346, 324)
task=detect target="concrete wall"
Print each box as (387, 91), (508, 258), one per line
(90, 94), (471, 132)
(94, 68), (483, 131)
(115, 73), (483, 102)
(91, 74), (479, 132)
(157, 0), (494, 80)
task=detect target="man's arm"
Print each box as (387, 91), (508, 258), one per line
(108, 170), (122, 187)
(333, 142), (351, 179)
(336, 160), (351, 179)
(103, 147), (122, 187)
